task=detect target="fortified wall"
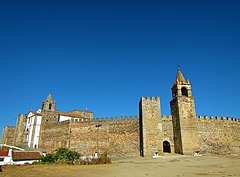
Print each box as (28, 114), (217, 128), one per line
(139, 96), (174, 157)
(14, 114), (27, 147)
(197, 116), (240, 157)
(39, 120), (71, 151)
(1, 126), (15, 145)
(40, 116), (140, 157)
(70, 116), (139, 157)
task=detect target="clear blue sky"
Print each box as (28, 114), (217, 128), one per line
(0, 0), (240, 136)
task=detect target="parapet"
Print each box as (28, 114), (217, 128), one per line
(198, 115), (240, 123)
(94, 116), (139, 122)
(70, 118), (89, 123)
(161, 115), (172, 120)
(140, 96), (160, 102)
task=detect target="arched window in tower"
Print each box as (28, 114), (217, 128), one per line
(181, 87), (188, 97)
(49, 103), (52, 110)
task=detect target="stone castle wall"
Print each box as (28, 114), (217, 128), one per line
(69, 110), (94, 119)
(14, 114), (27, 148)
(139, 96), (174, 157)
(39, 116), (139, 157)
(2, 111), (240, 158)
(197, 116), (240, 157)
(1, 126), (16, 145)
(39, 121), (70, 153)
(70, 116), (139, 157)
(38, 113), (240, 157)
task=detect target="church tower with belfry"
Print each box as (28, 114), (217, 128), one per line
(39, 93), (59, 150)
(170, 68), (200, 154)
(41, 93), (58, 124)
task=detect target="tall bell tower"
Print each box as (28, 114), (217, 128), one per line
(41, 93), (58, 124)
(170, 68), (199, 154)
(39, 93), (59, 150)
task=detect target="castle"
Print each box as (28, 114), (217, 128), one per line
(1, 69), (240, 157)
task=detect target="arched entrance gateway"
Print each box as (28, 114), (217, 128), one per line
(163, 141), (171, 153)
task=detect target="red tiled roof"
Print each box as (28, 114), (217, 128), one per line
(58, 112), (87, 119)
(29, 111), (42, 116)
(13, 151), (42, 161)
(0, 150), (9, 156)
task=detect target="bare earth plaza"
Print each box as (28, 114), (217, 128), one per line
(2, 156), (240, 177)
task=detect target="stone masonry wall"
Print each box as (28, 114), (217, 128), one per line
(139, 97), (175, 157)
(39, 121), (70, 153)
(171, 96), (200, 155)
(69, 116), (139, 157)
(140, 97), (161, 157)
(69, 110), (94, 119)
(1, 126), (16, 145)
(197, 116), (240, 157)
(14, 114), (27, 148)
(159, 115), (174, 154)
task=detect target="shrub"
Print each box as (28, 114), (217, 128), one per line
(39, 148), (80, 164)
(40, 154), (56, 163)
(55, 148), (80, 164)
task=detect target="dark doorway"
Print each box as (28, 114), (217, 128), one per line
(163, 141), (171, 153)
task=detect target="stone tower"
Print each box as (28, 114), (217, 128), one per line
(170, 68), (200, 154)
(139, 96), (161, 157)
(42, 93), (56, 112)
(41, 93), (58, 124)
(14, 114), (27, 147)
(39, 93), (59, 150)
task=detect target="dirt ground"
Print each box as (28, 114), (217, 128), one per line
(1, 155), (240, 177)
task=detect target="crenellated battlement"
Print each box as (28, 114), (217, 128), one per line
(161, 115), (172, 120)
(68, 115), (139, 124)
(198, 115), (240, 123)
(141, 96), (160, 102)
(69, 119), (89, 123)
(94, 115), (139, 122)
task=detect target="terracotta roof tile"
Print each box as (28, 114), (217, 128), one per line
(58, 112), (87, 119)
(34, 112), (42, 116)
(0, 150), (9, 156)
(29, 111), (42, 116)
(13, 151), (42, 161)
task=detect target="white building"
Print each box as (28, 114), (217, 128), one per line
(0, 149), (12, 165)
(25, 94), (90, 149)
(0, 149), (41, 165)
